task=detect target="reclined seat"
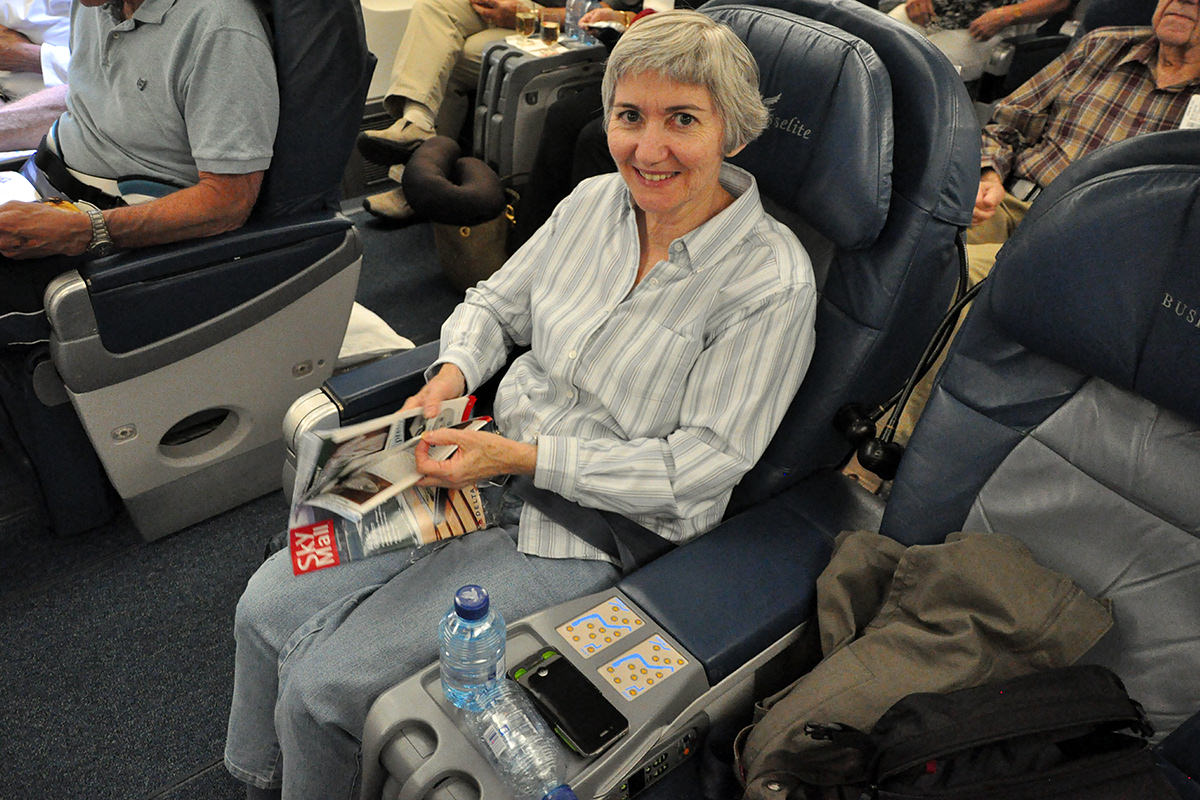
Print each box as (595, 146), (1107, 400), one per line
(351, 1), (980, 797)
(33, 0), (373, 539)
(882, 127), (1200, 741)
(580, 128), (1200, 798)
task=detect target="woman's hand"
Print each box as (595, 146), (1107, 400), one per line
(973, 169), (1006, 225)
(968, 6), (1014, 39)
(903, 0), (936, 27)
(414, 427), (536, 489)
(400, 363), (468, 419)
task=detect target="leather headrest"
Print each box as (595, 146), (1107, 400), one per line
(402, 137), (507, 226)
(989, 132), (1200, 424)
(705, 5), (894, 250)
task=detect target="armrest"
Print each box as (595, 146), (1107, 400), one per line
(48, 214), (362, 390)
(325, 341), (440, 423)
(325, 343), (527, 424)
(82, 211), (352, 291)
(619, 470), (884, 685)
(58, 212), (354, 354)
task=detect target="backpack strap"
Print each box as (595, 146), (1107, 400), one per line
(870, 665), (1152, 782)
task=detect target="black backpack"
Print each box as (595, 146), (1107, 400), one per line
(796, 665), (1180, 800)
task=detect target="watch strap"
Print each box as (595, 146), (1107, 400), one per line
(74, 200), (116, 256)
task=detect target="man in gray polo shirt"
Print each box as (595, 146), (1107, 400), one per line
(0, 0), (279, 327)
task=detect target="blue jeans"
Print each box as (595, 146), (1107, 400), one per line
(224, 522), (619, 799)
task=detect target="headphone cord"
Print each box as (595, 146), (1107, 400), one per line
(877, 278), (986, 442)
(863, 232), (975, 427)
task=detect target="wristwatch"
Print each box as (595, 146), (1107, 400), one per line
(74, 200), (117, 257)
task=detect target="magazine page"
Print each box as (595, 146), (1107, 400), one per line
(358, 483), (492, 554)
(292, 395), (475, 509)
(296, 413), (490, 523)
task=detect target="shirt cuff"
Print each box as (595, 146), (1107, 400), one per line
(430, 347), (484, 393)
(41, 44), (69, 88)
(980, 157), (1007, 183)
(533, 434), (578, 499)
(194, 155), (274, 174)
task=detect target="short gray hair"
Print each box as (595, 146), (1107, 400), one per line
(601, 10), (769, 154)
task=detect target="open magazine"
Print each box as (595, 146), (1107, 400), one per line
(290, 395), (474, 518)
(287, 397), (500, 574)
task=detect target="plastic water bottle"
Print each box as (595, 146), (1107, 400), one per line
(439, 585), (507, 710)
(464, 680), (578, 800)
(563, 0), (596, 39)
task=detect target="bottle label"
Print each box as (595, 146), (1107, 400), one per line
(481, 711), (534, 758)
(290, 520), (342, 575)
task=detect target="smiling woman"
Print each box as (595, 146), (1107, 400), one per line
(600, 10), (772, 280)
(225, 11), (818, 800)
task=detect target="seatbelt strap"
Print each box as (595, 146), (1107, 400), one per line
(510, 475), (675, 574)
(29, 134), (124, 210)
(1008, 177), (1042, 203)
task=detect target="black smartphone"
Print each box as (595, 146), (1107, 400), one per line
(511, 648), (629, 757)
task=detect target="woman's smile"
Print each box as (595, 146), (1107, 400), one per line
(607, 72), (733, 232)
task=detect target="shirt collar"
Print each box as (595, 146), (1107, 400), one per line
(1118, 31), (1200, 89)
(1118, 31), (1159, 70)
(617, 162), (765, 273)
(129, 0), (176, 26)
(674, 163), (764, 272)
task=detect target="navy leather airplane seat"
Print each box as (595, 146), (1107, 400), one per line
(618, 0), (980, 682)
(292, 0), (979, 512)
(37, 0), (373, 539)
(881, 128), (1200, 741)
(708, 0), (979, 510)
(357, 5), (980, 798)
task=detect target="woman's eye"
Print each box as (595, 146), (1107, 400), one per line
(618, 109), (641, 124)
(674, 113), (696, 127)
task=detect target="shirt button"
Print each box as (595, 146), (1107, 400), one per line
(650, 277), (660, 286)
(568, 350), (577, 359)
(566, 391), (575, 400)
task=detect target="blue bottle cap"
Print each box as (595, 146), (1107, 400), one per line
(454, 585), (490, 621)
(543, 786), (578, 800)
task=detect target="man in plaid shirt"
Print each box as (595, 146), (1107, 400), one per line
(969, 0), (1200, 272)
(893, 0), (1197, 444)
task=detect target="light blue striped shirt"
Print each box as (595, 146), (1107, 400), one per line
(437, 163), (817, 562)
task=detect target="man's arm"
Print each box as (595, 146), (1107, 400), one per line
(0, 84), (66, 150)
(0, 26), (42, 73)
(980, 39), (1083, 182)
(968, 0), (1072, 41)
(0, 170), (263, 259)
(104, 171), (263, 248)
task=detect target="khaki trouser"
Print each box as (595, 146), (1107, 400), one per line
(893, 191), (1032, 444)
(384, 0), (513, 119)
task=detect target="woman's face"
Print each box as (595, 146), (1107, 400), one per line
(607, 71), (733, 230)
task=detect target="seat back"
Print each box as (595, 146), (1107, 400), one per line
(700, 0), (979, 510)
(881, 129), (1200, 740)
(253, 0), (374, 217)
(42, 0), (372, 538)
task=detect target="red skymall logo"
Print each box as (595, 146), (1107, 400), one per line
(290, 520), (342, 575)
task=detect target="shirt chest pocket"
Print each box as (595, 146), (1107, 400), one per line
(574, 321), (702, 435)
